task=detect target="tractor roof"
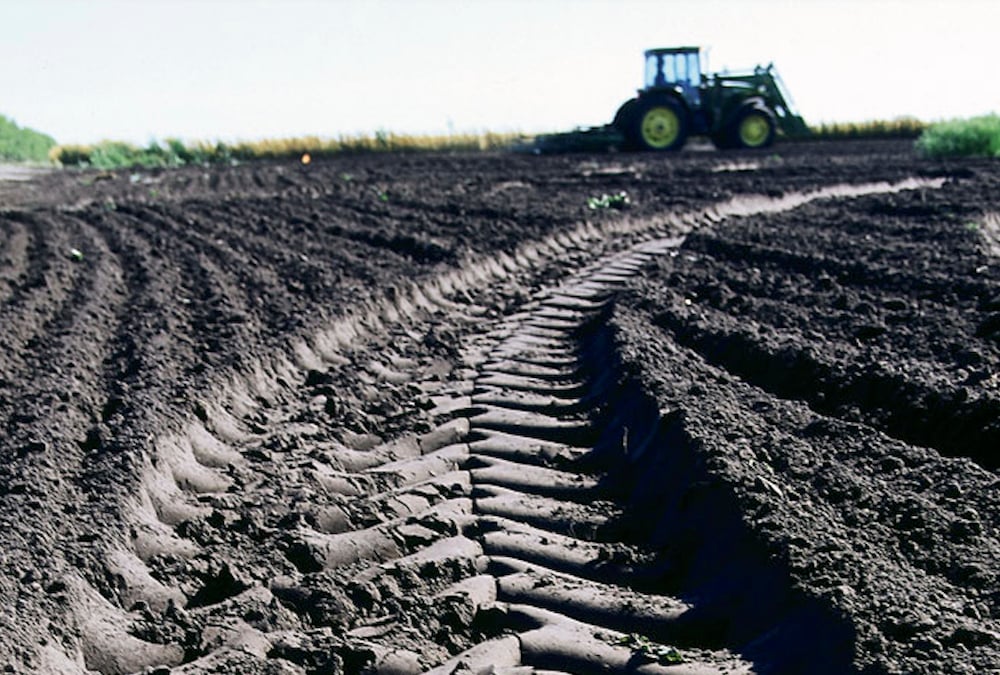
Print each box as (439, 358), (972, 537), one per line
(644, 47), (701, 57)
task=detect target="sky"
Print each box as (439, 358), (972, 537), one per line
(1, 0), (998, 145)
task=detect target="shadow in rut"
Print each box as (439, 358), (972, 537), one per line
(572, 317), (858, 675)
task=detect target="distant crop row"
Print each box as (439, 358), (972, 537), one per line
(49, 131), (529, 169)
(792, 115), (1000, 156)
(0, 115), (56, 162)
(10, 114), (998, 170)
(799, 117), (927, 141)
(49, 122), (930, 168)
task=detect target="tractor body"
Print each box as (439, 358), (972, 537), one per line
(613, 47), (809, 151)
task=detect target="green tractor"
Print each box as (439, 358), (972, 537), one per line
(613, 46), (808, 151)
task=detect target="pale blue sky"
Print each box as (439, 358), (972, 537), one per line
(2, 0), (997, 144)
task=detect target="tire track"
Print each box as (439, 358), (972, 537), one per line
(14, 203), (284, 675)
(982, 211), (1000, 257)
(59, 178), (947, 674)
(422, 243), (753, 673)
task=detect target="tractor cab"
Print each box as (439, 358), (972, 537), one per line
(644, 47), (703, 105)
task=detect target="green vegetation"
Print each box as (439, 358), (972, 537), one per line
(587, 191), (631, 210)
(916, 114), (1000, 158)
(615, 633), (685, 665)
(51, 131), (528, 168)
(0, 115), (56, 162)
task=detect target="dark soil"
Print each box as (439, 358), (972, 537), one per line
(0, 140), (996, 674)
(610, 169), (1000, 673)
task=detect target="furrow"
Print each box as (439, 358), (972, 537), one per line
(0, 212), (83, 380)
(0, 217), (29, 305)
(449, 253), (749, 673)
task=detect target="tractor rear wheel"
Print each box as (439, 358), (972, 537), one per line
(629, 97), (688, 151)
(732, 107), (776, 149)
(612, 98), (639, 132)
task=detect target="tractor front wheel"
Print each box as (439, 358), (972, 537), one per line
(732, 107), (776, 149)
(629, 97), (688, 151)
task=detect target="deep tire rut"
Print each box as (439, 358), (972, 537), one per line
(53, 177), (951, 675)
(422, 243), (752, 674)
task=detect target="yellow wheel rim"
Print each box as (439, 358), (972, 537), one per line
(640, 107), (680, 149)
(739, 113), (771, 147)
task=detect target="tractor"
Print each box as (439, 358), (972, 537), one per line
(613, 46), (808, 151)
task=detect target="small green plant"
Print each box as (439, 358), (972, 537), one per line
(616, 633), (684, 664)
(587, 191), (631, 210)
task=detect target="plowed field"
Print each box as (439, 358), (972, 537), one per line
(0, 140), (997, 675)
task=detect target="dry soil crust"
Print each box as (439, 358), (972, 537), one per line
(0, 140), (996, 674)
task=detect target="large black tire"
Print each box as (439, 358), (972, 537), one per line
(612, 98), (639, 131)
(729, 106), (777, 149)
(625, 96), (689, 151)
